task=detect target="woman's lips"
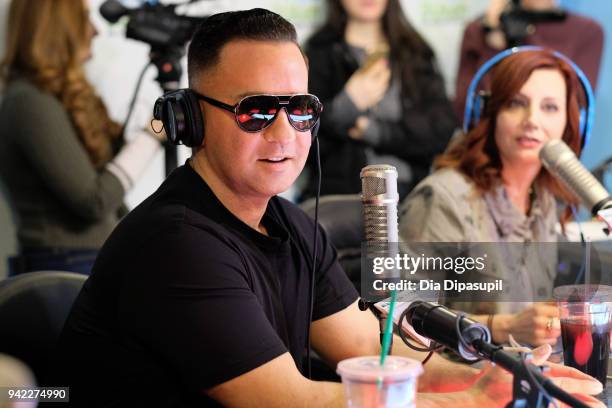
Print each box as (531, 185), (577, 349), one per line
(516, 135), (542, 148)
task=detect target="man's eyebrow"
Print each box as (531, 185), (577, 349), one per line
(235, 91), (264, 99)
(234, 91), (303, 98)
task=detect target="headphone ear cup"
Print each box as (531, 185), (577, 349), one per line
(579, 107), (586, 143)
(472, 94), (482, 130)
(470, 91), (491, 131)
(152, 89), (204, 147)
(154, 95), (177, 143)
(181, 90), (205, 148)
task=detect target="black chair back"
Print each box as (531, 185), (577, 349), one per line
(0, 271), (87, 384)
(300, 194), (363, 291)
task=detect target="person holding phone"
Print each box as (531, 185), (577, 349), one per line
(301, 0), (457, 200)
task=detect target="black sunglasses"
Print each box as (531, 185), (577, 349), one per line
(193, 91), (323, 133)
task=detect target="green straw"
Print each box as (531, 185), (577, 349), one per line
(379, 289), (397, 366)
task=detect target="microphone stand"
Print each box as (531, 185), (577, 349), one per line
(151, 48), (184, 177)
(358, 298), (392, 354)
(408, 302), (589, 408)
(471, 339), (589, 408)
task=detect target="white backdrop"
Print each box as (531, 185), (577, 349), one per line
(0, 0), (488, 277)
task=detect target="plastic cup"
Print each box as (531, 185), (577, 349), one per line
(553, 284), (612, 388)
(336, 356), (423, 408)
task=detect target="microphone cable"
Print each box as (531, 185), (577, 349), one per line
(306, 135), (321, 379)
(397, 307), (443, 364)
(121, 61), (153, 137)
(444, 308), (561, 408)
(570, 205), (588, 285)
(519, 349), (560, 408)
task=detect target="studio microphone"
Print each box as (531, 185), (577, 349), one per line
(360, 165), (399, 347)
(360, 164), (399, 244)
(540, 139), (612, 215)
(406, 301), (490, 361)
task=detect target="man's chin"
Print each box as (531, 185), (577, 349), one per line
(264, 179), (299, 198)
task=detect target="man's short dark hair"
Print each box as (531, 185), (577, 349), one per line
(187, 8), (302, 87)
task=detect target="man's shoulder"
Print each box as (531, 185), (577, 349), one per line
(102, 166), (240, 259)
(270, 195), (314, 234)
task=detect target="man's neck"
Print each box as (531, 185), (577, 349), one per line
(344, 20), (385, 52)
(190, 156), (269, 234)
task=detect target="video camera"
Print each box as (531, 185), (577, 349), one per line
(499, 0), (566, 47)
(99, 0), (207, 175)
(99, 0), (206, 88)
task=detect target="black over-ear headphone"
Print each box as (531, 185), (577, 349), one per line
(153, 89), (322, 147)
(153, 89), (204, 148)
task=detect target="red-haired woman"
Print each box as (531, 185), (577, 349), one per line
(0, 0), (164, 274)
(400, 49), (583, 347)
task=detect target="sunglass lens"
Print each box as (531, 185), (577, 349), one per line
(236, 95), (278, 131)
(288, 95), (321, 131)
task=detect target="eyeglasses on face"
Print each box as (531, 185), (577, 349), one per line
(194, 92), (323, 133)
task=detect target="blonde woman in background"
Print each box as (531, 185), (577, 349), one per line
(0, 0), (164, 275)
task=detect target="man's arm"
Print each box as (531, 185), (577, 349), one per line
(206, 299), (476, 406)
(311, 299), (479, 392)
(206, 351), (477, 408)
(207, 353), (344, 408)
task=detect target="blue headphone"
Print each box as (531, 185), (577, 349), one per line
(462, 46), (595, 148)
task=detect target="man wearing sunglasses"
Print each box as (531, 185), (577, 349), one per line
(58, 8), (605, 408)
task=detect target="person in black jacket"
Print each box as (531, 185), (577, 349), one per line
(301, 0), (457, 200)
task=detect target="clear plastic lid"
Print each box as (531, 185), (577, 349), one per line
(336, 356), (423, 382)
(553, 284), (612, 303)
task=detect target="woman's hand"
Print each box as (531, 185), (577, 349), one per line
(345, 58), (391, 111)
(348, 116), (370, 140)
(483, 0), (508, 28)
(493, 304), (561, 346)
(482, 0), (509, 50)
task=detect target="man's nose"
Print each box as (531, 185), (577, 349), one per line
(262, 108), (296, 145)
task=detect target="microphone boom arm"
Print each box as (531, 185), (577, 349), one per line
(472, 339), (589, 408)
(408, 302), (590, 408)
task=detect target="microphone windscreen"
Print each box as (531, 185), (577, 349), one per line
(360, 165), (398, 242)
(540, 139), (610, 213)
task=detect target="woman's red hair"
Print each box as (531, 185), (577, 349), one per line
(436, 49), (583, 220)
